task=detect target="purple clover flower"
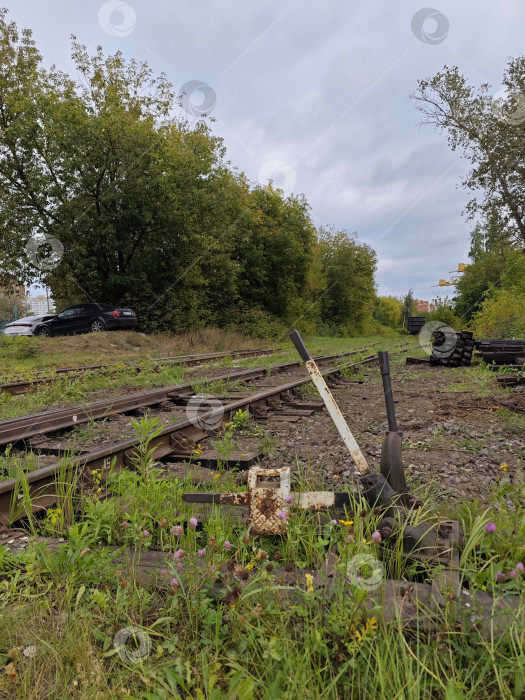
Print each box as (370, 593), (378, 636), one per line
(485, 523), (497, 533)
(224, 540), (232, 549)
(371, 531), (382, 544)
(198, 549), (206, 557)
(189, 517), (198, 528)
(171, 525), (183, 536)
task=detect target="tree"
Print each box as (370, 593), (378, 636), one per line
(373, 296), (403, 329)
(229, 187), (316, 323)
(472, 289), (525, 339)
(412, 59), (525, 248)
(0, 11), (378, 337)
(454, 245), (513, 321)
(319, 228), (377, 335)
(424, 297), (461, 328)
(400, 290), (415, 327)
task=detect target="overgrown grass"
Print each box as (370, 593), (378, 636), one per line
(0, 333), (411, 421)
(0, 416), (523, 698)
(0, 328), (270, 377)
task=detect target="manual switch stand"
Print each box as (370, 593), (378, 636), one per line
(378, 350), (407, 494)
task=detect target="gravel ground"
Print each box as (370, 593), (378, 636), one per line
(249, 361), (524, 506)
(9, 353), (525, 510)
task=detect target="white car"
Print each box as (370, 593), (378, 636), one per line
(3, 315), (55, 336)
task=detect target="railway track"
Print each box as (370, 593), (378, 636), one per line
(0, 342), (411, 524)
(0, 347), (281, 396)
(0, 344), (385, 447)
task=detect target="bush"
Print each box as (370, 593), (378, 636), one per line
(226, 308), (287, 340)
(0, 335), (40, 360)
(472, 290), (525, 338)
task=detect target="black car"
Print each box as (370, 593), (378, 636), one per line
(34, 303), (138, 337)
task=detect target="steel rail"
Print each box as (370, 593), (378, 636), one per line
(2, 348), (253, 381)
(0, 342), (411, 524)
(0, 343), (383, 445)
(0, 348), (282, 396)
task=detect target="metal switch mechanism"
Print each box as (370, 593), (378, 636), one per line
(182, 466), (357, 536)
(288, 330), (396, 508)
(378, 350), (407, 494)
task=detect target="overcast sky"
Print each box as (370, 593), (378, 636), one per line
(10, 0), (525, 301)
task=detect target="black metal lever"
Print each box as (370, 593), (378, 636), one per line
(378, 351), (397, 432)
(289, 330), (312, 363)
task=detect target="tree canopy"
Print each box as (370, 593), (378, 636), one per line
(0, 10), (378, 336)
(414, 57), (525, 338)
(413, 58), (525, 248)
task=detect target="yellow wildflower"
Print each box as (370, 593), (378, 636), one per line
(246, 563), (254, 570)
(339, 520), (354, 526)
(366, 616), (378, 631)
(214, 474), (220, 479)
(305, 572), (314, 593)
(500, 464), (508, 472)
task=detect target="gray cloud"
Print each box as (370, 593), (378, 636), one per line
(9, 0), (525, 302)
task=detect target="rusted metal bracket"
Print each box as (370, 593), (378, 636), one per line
(182, 466), (356, 535)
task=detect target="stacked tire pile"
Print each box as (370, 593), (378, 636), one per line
(430, 330), (475, 367)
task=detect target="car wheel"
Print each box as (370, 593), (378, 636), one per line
(36, 326), (51, 337)
(91, 320), (105, 332)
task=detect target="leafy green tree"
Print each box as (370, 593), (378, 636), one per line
(424, 297), (461, 328)
(400, 290), (415, 327)
(373, 296), (403, 329)
(319, 228), (377, 335)
(472, 289), (525, 339)
(227, 186), (316, 324)
(0, 11), (379, 337)
(413, 59), (525, 247)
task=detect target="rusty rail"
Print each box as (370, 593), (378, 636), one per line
(0, 348), (281, 396)
(0, 344), (383, 446)
(0, 343), (411, 524)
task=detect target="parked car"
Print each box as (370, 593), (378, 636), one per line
(33, 303), (137, 337)
(3, 315), (56, 336)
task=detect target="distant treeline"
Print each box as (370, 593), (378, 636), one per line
(0, 11), (381, 338)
